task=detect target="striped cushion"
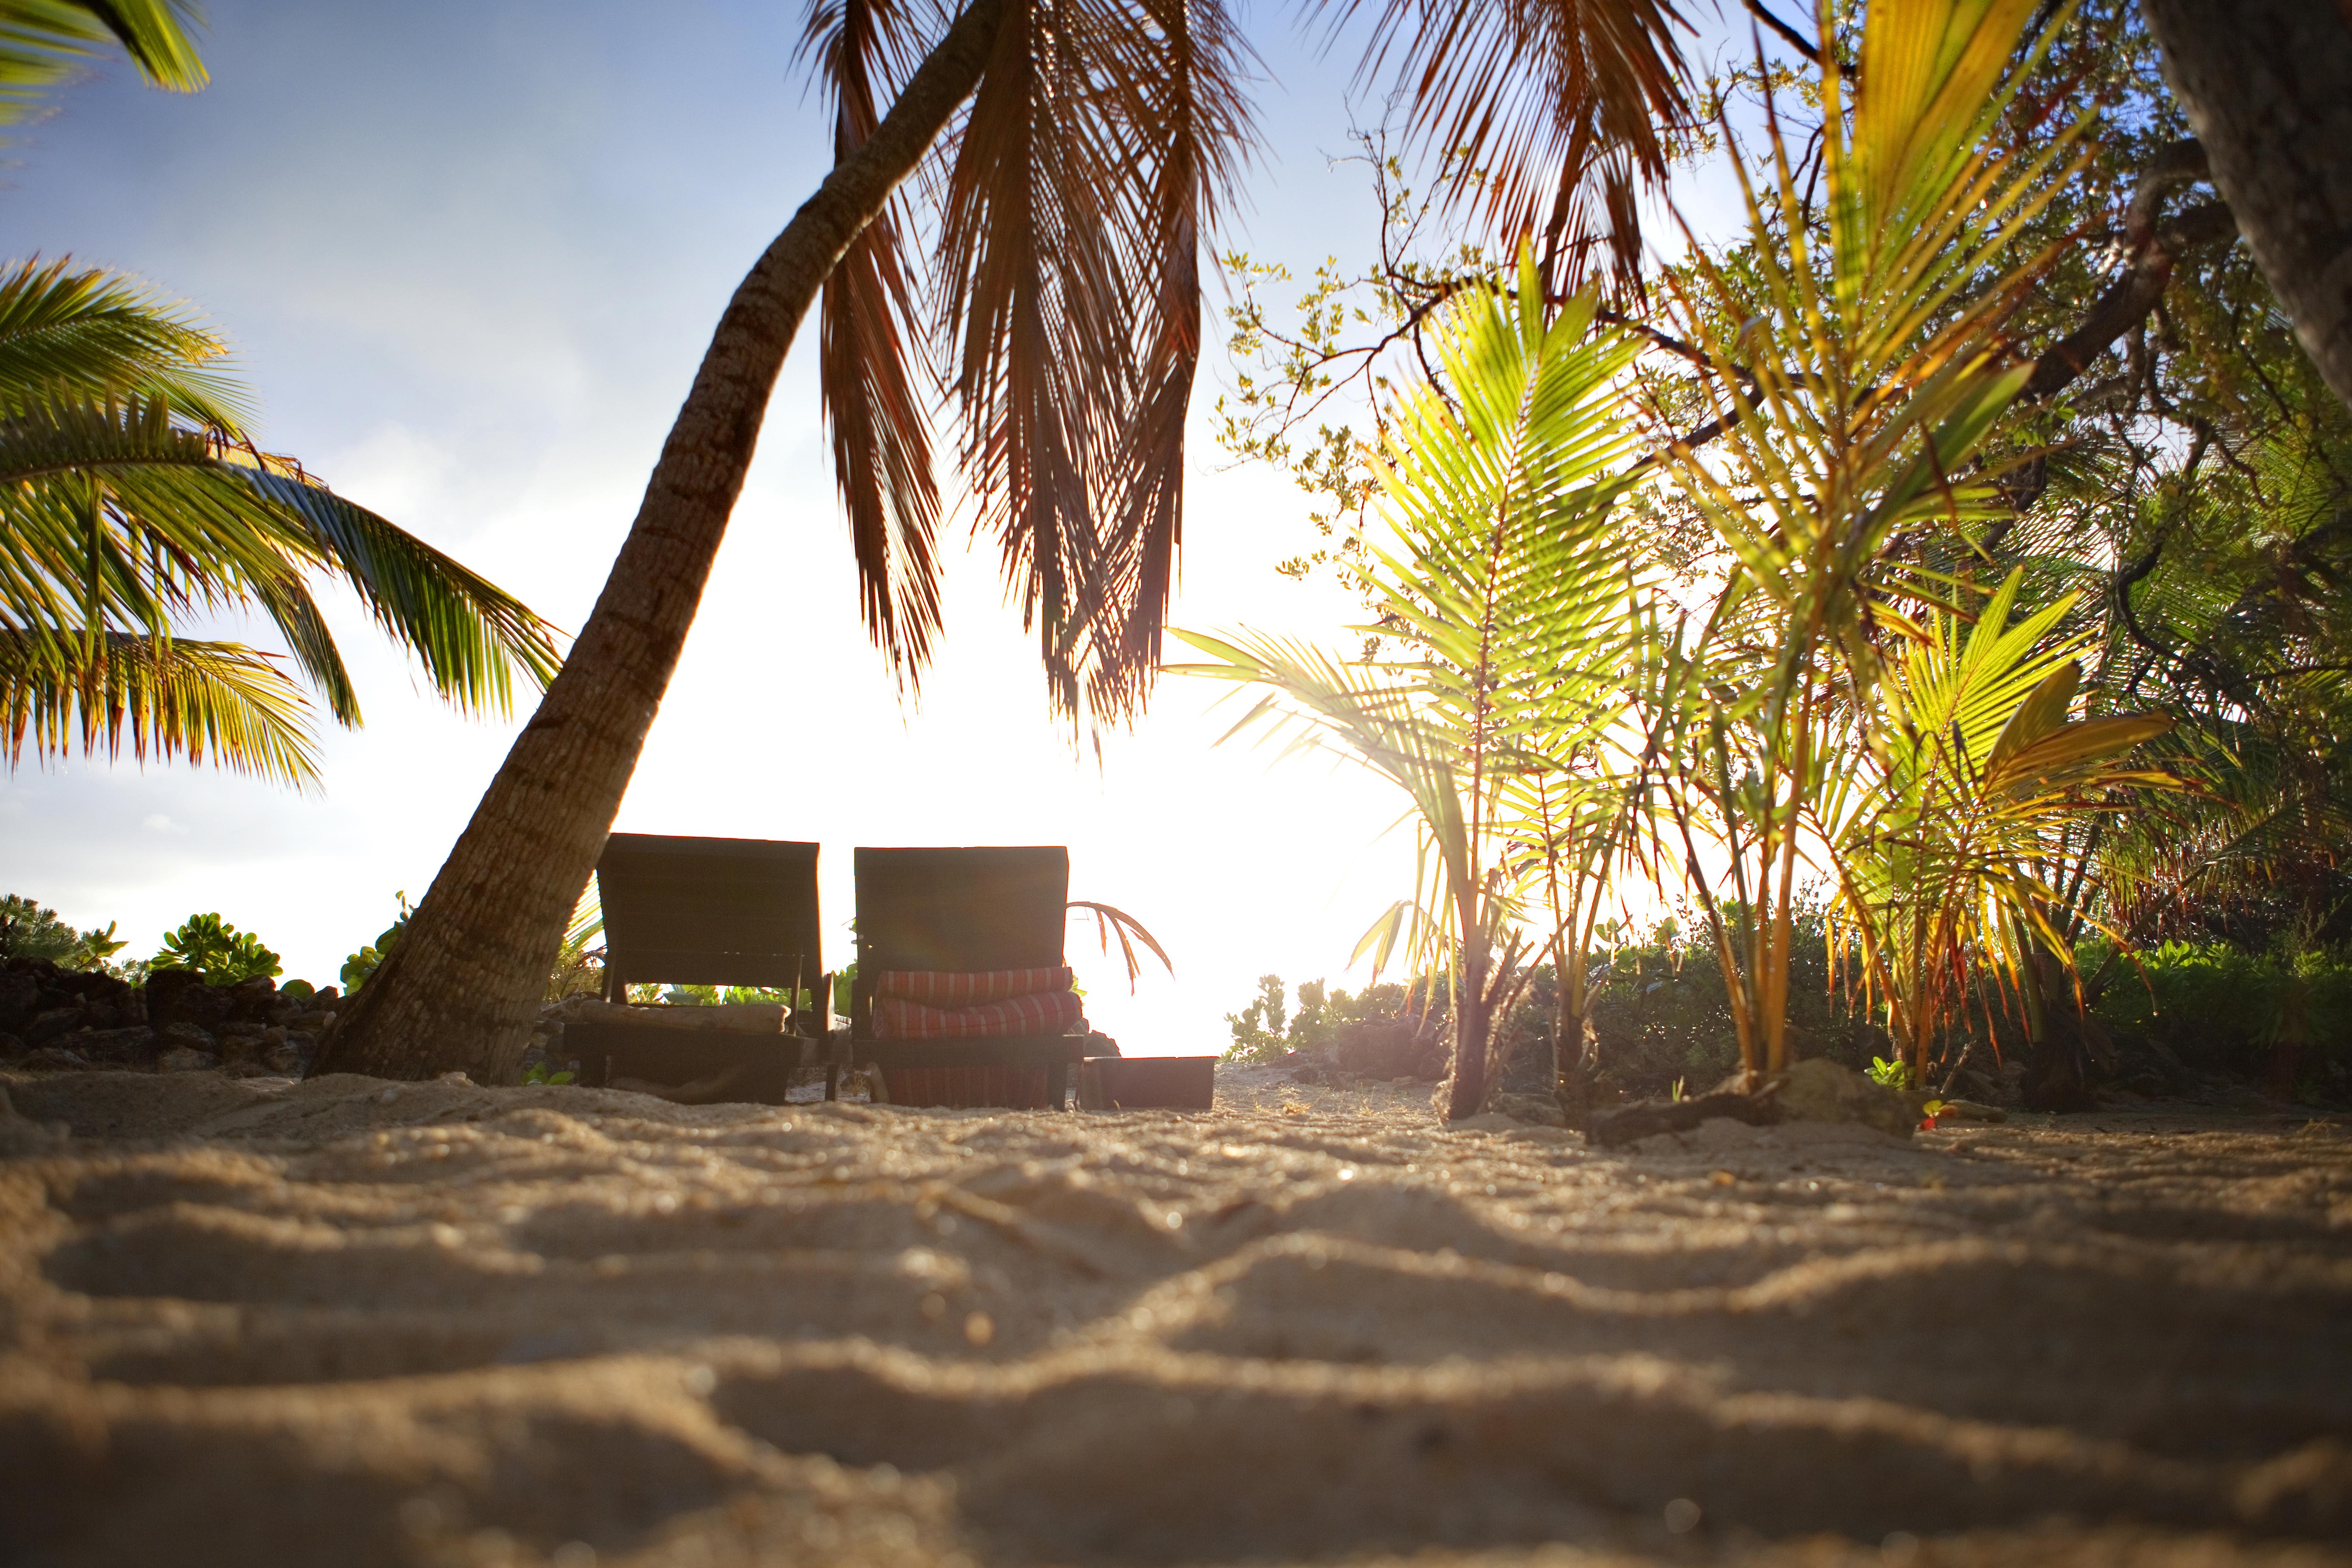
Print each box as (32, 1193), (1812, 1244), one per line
(874, 987), (1084, 1040)
(877, 967), (1074, 1005)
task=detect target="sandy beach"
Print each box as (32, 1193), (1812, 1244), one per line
(3, 1064), (2348, 1568)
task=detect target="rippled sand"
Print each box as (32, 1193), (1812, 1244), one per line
(2, 1065), (2348, 1568)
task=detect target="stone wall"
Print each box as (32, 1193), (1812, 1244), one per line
(0, 959), (340, 1077)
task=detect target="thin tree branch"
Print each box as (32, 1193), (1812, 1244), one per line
(1739, 0), (1821, 64)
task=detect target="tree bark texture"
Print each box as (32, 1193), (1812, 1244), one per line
(312, 0), (1009, 1082)
(2139, 0), (2352, 414)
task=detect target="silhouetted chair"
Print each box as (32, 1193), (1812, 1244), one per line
(846, 846), (1088, 1109)
(566, 833), (825, 1104)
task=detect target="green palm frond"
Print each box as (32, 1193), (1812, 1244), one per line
(1824, 570), (2174, 1068)
(236, 454), (563, 716)
(0, 627), (319, 788)
(0, 395), (562, 727)
(0, 258), (250, 428)
(0, 0), (205, 125)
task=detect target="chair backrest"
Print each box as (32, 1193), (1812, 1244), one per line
(597, 833), (821, 994)
(853, 846), (1069, 975)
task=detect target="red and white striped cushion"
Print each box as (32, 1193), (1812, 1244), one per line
(876, 967), (1074, 1006)
(873, 987), (1085, 1040)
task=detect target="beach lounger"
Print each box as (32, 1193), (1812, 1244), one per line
(846, 846), (1089, 1109)
(566, 833), (825, 1104)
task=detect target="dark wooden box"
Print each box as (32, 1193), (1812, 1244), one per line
(1077, 1055), (1216, 1111)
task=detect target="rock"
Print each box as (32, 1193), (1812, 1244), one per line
(0, 1032), (21, 1059)
(1771, 1057), (1917, 1137)
(157, 1021), (219, 1055)
(288, 1010), (337, 1033)
(1288, 1063), (1323, 1085)
(23, 1007), (83, 1045)
(1409, 1046), (1447, 1083)
(264, 1038), (308, 1074)
(147, 969), (233, 1033)
(158, 1047), (218, 1073)
(19, 1045), (88, 1071)
(1492, 1091), (1568, 1128)
(0, 969), (40, 1032)
(75, 1027), (159, 1068)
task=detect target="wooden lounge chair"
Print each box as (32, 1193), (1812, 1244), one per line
(845, 846), (1089, 1109)
(566, 833), (826, 1104)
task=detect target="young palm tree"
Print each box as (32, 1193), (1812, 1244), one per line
(322, 0), (1697, 1083)
(1821, 571), (2174, 1079)
(1173, 250), (1647, 1120)
(1631, 0), (2092, 1083)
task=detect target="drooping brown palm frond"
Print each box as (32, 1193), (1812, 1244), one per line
(807, 0), (947, 681)
(1090, 0), (1253, 720)
(1327, 0), (1694, 290)
(926, 2), (1243, 722)
(1067, 898), (1174, 990)
(934, 0), (1156, 717)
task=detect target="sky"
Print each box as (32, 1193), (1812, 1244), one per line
(0, 0), (1759, 1055)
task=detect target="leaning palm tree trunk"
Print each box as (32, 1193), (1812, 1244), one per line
(2137, 0), (2352, 415)
(314, 0), (1009, 1082)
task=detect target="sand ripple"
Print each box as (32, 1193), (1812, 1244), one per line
(2, 1068), (2348, 1568)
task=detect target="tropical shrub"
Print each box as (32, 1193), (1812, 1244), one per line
(2091, 939), (2352, 1095)
(1223, 975), (1429, 1065)
(0, 893), (126, 971)
(341, 893), (414, 991)
(151, 911), (281, 985)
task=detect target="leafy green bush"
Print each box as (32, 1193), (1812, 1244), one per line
(0, 894), (129, 972)
(1223, 974), (1428, 1064)
(152, 912), (281, 985)
(342, 893), (414, 991)
(2090, 939), (2352, 1092)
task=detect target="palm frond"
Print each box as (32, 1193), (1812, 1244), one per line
(0, 258), (250, 428)
(809, 0), (946, 682)
(0, 0), (205, 124)
(1067, 897), (1173, 990)
(236, 453), (564, 717)
(935, 0), (1251, 725)
(1328, 0), (1693, 288)
(0, 626), (319, 787)
(1089, 0), (1255, 720)
(0, 394), (561, 723)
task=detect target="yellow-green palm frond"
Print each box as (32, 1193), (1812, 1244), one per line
(0, 0), (206, 125)
(0, 257), (250, 429)
(0, 627), (318, 788)
(0, 394), (562, 728)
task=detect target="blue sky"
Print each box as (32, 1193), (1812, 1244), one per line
(3, 1), (1764, 1053)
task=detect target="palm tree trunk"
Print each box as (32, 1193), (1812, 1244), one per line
(2138, 0), (2352, 413)
(312, 0), (1009, 1082)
